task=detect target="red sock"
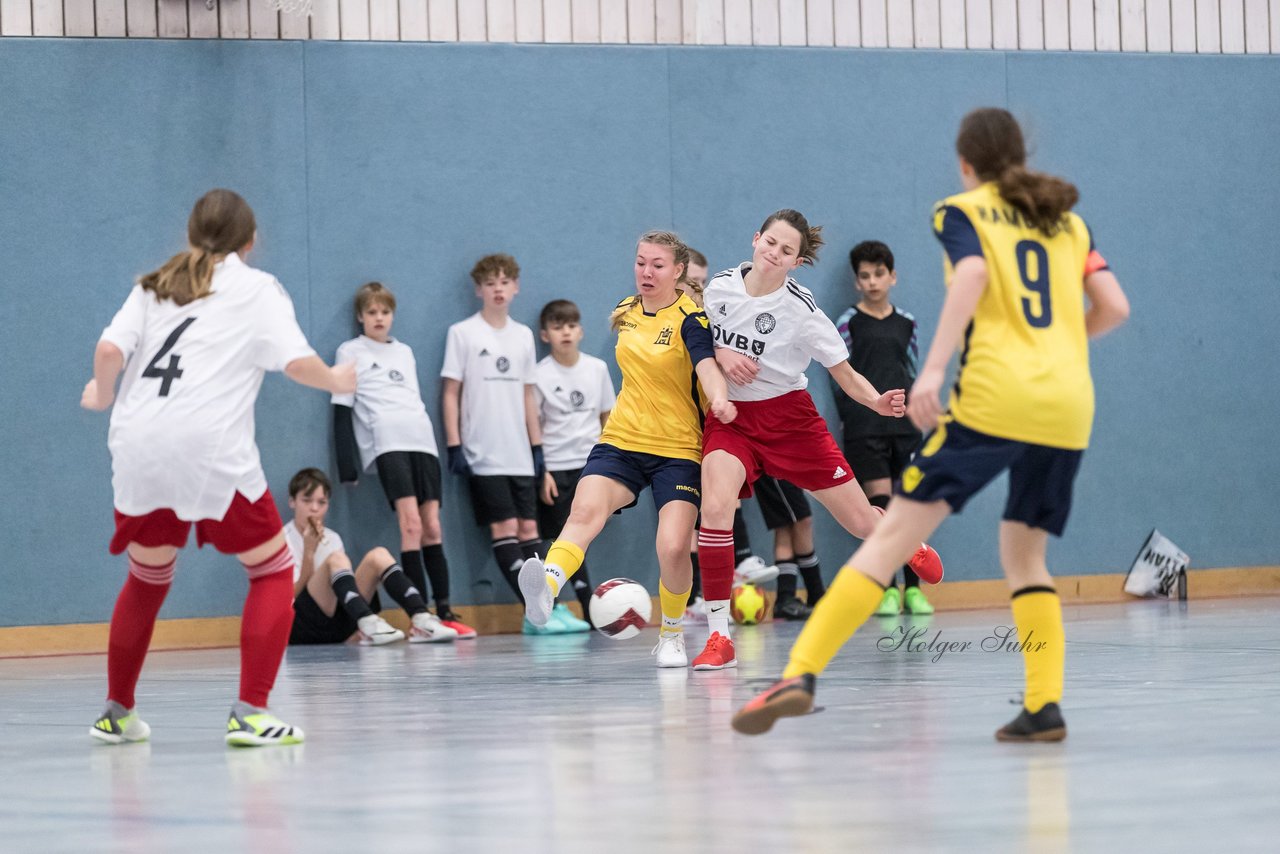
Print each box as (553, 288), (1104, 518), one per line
(239, 546), (295, 708)
(107, 557), (176, 709)
(697, 527), (736, 602)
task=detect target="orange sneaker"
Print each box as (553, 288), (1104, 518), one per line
(731, 673), (815, 735)
(436, 610), (477, 639)
(908, 543), (944, 585)
(691, 632), (737, 671)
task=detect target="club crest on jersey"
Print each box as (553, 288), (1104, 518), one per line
(570, 390), (585, 407)
(754, 313), (776, 334)
(654, 326), (674, 346)
(496, 356), (511, 373)
(389, 369), (404, 382)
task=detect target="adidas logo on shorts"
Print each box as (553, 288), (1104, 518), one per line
(833, 466), (847, 479)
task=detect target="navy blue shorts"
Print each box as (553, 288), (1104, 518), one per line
(895, 419), (1084, 537)
(580, 443), (702, 513)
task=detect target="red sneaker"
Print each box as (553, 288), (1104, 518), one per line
(908, 543), (944, 585)
(437, 610), (477, 639)
(732, 673), (816, 735)
(691, 632), (737, 671)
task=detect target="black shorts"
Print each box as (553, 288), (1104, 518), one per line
(537, 468), (582, 540)
(375, 451), (442, 511)
(580, 443), (701, 513)
(753, 475), (812, 530)
(895, 419), (1083, 537)
(289, 586), (381, 645)
(843, 434), (921, 483)
(469, 475), (537, 526)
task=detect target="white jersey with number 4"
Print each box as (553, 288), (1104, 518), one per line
(332, 335), (438, 472)
(702, 263), (849, 402)
(100, 253), (316, 520)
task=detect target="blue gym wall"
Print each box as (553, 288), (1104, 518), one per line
(1, 39), (1276, 626)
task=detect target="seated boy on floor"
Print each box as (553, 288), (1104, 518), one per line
(285, 468), (456, 646)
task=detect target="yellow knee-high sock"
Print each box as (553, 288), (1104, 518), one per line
(658, 582), (690, 637)
(544, 541), (585, 596)
(783, 567), (884, 678)
(1010, 587), (1064, 713)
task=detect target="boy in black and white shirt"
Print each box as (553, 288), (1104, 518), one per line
(531, 300), (616, 632)
(333, 282), (462, 640)
(442, 254), (544, 603)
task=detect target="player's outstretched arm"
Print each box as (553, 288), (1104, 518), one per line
(285, 356), (356, 395)
(909, 255), (989, 431)
(1083, 269), (1130, 339)
(695, 357), (737, 424)
(81, 341), (125, 411)
(826, 361), (903, 417)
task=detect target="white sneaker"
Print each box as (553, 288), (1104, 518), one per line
(409, 611), (459, 643)
(518, 557), (555, 627)
(684, 596), (708, 624)
(356, 614), (404, 646)
(735, 555), (780, 585)
(651, 633), (688, 668)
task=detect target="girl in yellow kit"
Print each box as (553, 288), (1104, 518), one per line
(734, 108), (1130, 741)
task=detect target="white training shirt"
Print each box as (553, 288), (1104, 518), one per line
(440, 313), (538, 476)
(101, 253), (316, 520)
(533, 353), (617, 471)
(703, 263), (850, 402)
(332, 335), (438, 472)
(283, 521), (345, 583)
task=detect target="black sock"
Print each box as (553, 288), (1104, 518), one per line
(903, 566), (920, 588)
(572, 577), (593, 626)
(330, 570), (374, 622)
(422, 544), (451, 609)
(380, 563), (427, 616)
(690, 552), (702, 599)
(519, 538), (547, 560)
(776, 560), (799, 599)
(492, 537), (525, 601)
(401, 549), (430, 602)
(732, 508), (752, 563)
(796, 551), (825, 606)
(867, 494), (904, 586)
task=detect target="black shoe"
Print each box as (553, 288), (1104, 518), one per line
(773, 596), (813, 621)
(996, 702), (1067, 742)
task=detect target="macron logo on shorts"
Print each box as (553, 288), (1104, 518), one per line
(834, 466), (847, 479)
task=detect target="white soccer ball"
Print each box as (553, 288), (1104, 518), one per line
(588, 578), (653, 639)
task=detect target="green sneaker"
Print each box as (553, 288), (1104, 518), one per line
(904, 586), (935, 615)
(875, 586), (902, 616)
(522, 616), (563, 635)
(226, 706), (305, 748)
(549, 603), (591, 633)
(90, 703), (150, 744)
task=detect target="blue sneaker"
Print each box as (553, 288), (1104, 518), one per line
(549, 603), (591, 633)
(523, 616), (564, 635)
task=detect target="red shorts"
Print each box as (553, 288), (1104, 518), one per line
(703, 390), (856, 498)
(110, 490), (284, 556)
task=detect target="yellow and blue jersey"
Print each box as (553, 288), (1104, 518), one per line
(933, 181), (1110, 450)
(598, 291), (714, 463)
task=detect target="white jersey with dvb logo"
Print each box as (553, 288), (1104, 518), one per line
(440, 313), (537, 476)
(703, 263), (849, 402)
(332, 335), (438, 472)
(100, 253), (316, 519)
(533, 353), (617, 471)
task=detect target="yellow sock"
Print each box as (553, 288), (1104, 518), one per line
(1011, 588), (1064, 713)
(783, 567), (883, 678)
(543, 540), (585, 596)
(658, 582), (690, 636)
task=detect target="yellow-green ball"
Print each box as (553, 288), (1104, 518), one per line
(731, 583), (766, 625)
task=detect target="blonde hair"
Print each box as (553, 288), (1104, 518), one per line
(140, 189), (256, 306)
(610, 230), (694, 332)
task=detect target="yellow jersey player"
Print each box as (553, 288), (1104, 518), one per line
(734, 107), (1129, 742)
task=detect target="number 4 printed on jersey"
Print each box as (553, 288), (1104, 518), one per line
(143, 318), (196, 396)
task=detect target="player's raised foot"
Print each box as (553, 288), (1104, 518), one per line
(773, 596), (813, 621)
(518, 557), (555, 628)
(409, 611), (459, 643)
(734, 555), (780, 586)
(435, 610), (477, 639)
(904, 586), (935, 615)
(908, 543), (944, 585)
(356, 614), (405, 646)
(684, 596), (708, 624)
(226, 703), (305, 748)
(692, 632), (737, 671)
(651, 632), (688, 668)
(90, 702), (150, 745)
(996, 702), (1067, 743)
(731, 673), (816, 736)
(549, 603), (591, 633)
(875, 586), (902, 616)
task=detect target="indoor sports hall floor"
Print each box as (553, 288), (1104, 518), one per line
(3, 598), (1277, 853)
